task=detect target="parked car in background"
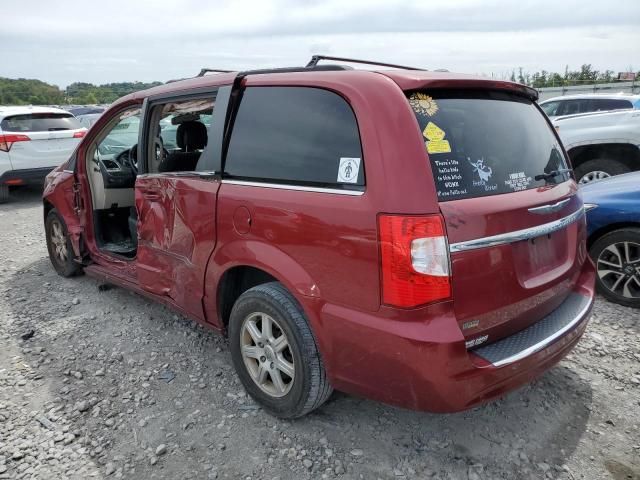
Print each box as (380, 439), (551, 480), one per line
(552, 108), (640, 184)
(42, 57), (595, 418)
(67, 106), (106, 117)
(76, 112), (103, 129)
(540, 93), (640, 119)
(0, 106), (86, 203)
(582, 172), (640, 308)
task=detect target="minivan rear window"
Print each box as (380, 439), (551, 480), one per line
(1, 113), (81, 133)
(407, 90), (569, 201)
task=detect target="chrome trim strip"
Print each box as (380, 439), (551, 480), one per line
(221, 179), (365, 196)
(491, 294), (593, 367)
(449, 208), (584, 253)
(528, 197), (571, 214)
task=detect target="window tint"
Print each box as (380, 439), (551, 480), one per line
(592, 99), (633, 111)
(559, 99), (590, 115)
(225, 87), (363, 188)
(1, 113), (81, 132)
(407, 90), (569, 201)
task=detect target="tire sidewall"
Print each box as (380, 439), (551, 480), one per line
(229, 288), (313, 417)
(589, 228), (640, 308)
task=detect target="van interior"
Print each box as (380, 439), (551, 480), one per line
(86, 99), (214, 258)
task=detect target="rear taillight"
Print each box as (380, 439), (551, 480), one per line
(0, 134), (30, 152)
(73, 130), (87, 138)
(378, 214), (451, 308)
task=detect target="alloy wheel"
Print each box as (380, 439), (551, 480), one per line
(579, 170), (611, 184)
(240, 312), (295, 397)
(597, 241), (640, 299)
(50, 219), (68, 264)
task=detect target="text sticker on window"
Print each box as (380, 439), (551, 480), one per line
(337, 157), (361, 184)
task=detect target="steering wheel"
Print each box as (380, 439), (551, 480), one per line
(114, 144), (139, 174)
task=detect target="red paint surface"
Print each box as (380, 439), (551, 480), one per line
(43, 69), (596, 413)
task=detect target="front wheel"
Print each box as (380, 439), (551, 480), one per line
(228, 282), (333, 418)
(0, 184), (9, 204)
(45, 209), (82, 277)
(589, 228), (640, 308)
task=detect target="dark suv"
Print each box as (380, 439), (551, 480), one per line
(43, 56), (595, 418)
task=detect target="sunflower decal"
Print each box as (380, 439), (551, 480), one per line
(408, 93), (439, 117)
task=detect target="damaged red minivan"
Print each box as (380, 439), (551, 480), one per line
(43, 56), (595, 418)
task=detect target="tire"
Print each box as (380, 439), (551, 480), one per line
(589, 228), (640, 308)
(0, 184), (9, 204)
(228, 282), (333, 418)
(45, 209), (82, 277)
(574, 158), (630, 185)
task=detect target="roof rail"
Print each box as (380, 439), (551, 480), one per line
(232, 64), (351, 87)
(306, 55), (425, 71)
(198, 68), (234, 77)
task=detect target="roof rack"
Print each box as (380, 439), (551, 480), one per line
(198, 68), (234, 77)
(232, 64), (351, 87)
(306, 55), (425, 71)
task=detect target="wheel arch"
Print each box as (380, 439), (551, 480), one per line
(206, 240), (321, 333)
(588, 222), (640, 250)
(568, 143), (640, 172)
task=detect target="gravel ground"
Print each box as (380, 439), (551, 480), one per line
(0, 186), (639, 480)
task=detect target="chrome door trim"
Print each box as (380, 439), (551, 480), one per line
(449, 207), (584, 253)
(221, 179), (365, 196)
(528, 197), (571, 214)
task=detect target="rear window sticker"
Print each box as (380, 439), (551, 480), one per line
(337, 157), (361, 183)
(409, 93), (439, 117)
(423, 121), (451, 154)
(504, 171), (533, 191)
(468, 157), (498, 192)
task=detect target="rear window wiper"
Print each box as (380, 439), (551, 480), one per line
(534, 168), (572, 181)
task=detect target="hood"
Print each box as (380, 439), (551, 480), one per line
(581, 172), (640, 203)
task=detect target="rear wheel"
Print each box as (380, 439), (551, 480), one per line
(589, 228), (640, 308)
(575, 158), (630, 184)
(228, 282), (332, 418)
(45, 209), (82, 277)
(0, 184), (9, 204)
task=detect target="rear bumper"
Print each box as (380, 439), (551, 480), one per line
(313, 258), (595, 413)
(0, 166), (57, 186)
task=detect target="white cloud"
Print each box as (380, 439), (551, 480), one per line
(1, 0), (638, 86)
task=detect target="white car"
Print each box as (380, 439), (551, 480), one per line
(540, 93), (640, 119)
(552, 108), (640, 183)
(0, 106), (86, 203)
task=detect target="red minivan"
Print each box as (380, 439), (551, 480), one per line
(43, 57), (595, 418)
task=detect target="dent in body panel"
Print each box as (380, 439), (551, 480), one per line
(136, 175), (219, 319)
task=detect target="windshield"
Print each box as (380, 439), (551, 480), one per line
(407, 90), (570, 201)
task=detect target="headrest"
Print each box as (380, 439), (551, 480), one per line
(176, 121), (207, 151)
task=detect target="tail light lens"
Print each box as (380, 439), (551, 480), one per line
(73, 129), (87, 139)
(378, 214), (451, 308)
(0, 134), (31, 152)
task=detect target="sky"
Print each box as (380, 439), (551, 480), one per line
(2, 0), (639, 88)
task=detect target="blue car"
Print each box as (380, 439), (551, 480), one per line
(582, 172), (640, 307)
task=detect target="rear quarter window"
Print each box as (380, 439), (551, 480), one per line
(1, 113), (81, 132)
(225, 86), (364, 189)
(407, 90), (569, 201)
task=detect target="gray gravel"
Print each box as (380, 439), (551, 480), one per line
(1, 186), (639, 480)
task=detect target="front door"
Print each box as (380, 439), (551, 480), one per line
(135, 92), (226, 321)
